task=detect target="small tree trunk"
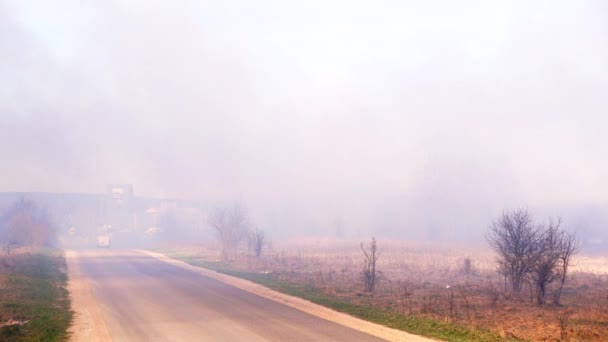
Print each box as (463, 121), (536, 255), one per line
(537, 282), (546, 305)
(554, 277), (566, 305)
(512, 275), (523, 293)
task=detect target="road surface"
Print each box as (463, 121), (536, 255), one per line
(67, 249), (389, 341)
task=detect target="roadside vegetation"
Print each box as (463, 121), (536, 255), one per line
(0, 250), (71, 341)
(0, 199), (71, 341)
(157, 208), (606, 341)
(208, 204), (267, 261)
(161, 250), (511, 342)
(0, 199), (57, 255)
(487, 209), (581, 306)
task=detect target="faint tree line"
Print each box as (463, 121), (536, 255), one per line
(208, 204), (267, 260)
(0, 199), (56, 255)
(487, 209), (579, 305)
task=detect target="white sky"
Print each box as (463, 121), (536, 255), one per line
(1, 0), (607, 239)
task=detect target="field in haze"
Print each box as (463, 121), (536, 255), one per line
(2, 1), (608, 341)
(162, 239), (608, 341)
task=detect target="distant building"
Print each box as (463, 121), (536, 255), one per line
(0, 185), (207, 240)
(106, 184), (134, 206)
(105, 184), (135, 231)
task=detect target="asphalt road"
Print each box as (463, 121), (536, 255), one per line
(71, 249), (387, 341)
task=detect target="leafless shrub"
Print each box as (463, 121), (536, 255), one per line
(421, 290), (432, 313)
(247, 227), (266, 257)
(422, 288), (442, 315)
(208, 204), (249, 260)
(488, 209), (579, 305)
(531, 219), (563, 305)
(360, 236), (378, 293)
(486, 278), (501, 307)
(531, 218), (579, 305)
(458, 285), (472, 320)
(497, 259), (509, 292)
(487, 209), (541, 294)
(554, 231), (580, 305)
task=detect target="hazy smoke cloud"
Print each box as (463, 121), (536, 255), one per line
(1, 0), (607, 240)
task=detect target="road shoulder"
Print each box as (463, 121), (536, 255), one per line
(139, 249), (436, 342)
(65, 250), (112, 342)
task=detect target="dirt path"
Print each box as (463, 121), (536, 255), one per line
(140, 250), (437, 342)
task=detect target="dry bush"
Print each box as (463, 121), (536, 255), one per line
(0, 199), (56, 255)
(247, 227), (266, 257)
(360, 237), (378, 293)
(208, 204), (249, 260)
(488, 210), (580, 306)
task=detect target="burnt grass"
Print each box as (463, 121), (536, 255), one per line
(0, 250), (72, 342)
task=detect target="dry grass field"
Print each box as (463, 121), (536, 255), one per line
(162, 239), (608, 341)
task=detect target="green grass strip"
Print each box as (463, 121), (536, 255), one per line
(0, 250), (72, 341)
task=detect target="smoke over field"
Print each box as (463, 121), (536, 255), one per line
(2, 2), (608, 341)
(1, 1), (608, 243)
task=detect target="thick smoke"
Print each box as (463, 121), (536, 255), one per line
(1, 0), (607, 242)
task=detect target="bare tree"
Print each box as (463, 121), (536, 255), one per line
(247, 227), (266, 257)
(553, 230), (580, 305)
(208, 204), (249, 260)
(531, 220), (562, 305)
(487, 209), (542, 293)
(497, 259), (509, 292)
(0, 199), (56, 255)
(489, 210), (580, 305)
(361, 236), (378, 293)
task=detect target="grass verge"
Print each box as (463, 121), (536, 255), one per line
(0, 249), (72, 342)
(162, 252), (517, 342)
